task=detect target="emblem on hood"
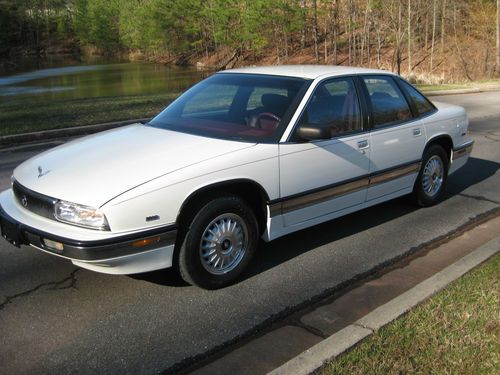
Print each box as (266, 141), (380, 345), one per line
(38, 166), (51, 178)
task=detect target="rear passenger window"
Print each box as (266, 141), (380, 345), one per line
(398, 79), (435, 116)
(296, 77), (361, 139)
(363, 76), (412, 128)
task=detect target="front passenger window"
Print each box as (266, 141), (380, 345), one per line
(295, 77), (361, 140)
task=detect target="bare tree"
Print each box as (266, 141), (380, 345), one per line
(408, 0), (411, 73)
(430, 0), (437, 71)
(397, 0), (403, 74)
(497, 0), (500, 73)
(312, 0), (319, 62)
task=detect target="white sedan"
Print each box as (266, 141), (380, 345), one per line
(0, 65), (473, 289)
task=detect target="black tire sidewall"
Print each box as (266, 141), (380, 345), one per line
(178, 196), (259, 289)
(414, 145), (449, 207)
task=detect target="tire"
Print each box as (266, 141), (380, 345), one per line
(413, 144), (449, 207)
(178, 195), (259, 289)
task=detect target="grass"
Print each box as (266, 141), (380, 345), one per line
(417, 83), (472, 91)
(416, 78), (500, 92)
(0, 93), (178, 136)
(319, 253), (500, 375)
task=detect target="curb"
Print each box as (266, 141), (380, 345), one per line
(0, 118), (149, 148)
(268, 236), (499, 375)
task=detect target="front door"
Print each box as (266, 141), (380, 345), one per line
(279, 77), (370, 227)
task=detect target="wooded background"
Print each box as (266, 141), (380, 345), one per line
(1, 0), (499, 82)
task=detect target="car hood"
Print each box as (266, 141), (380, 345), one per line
(13, 124), (255, 207)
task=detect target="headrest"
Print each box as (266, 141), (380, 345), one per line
(261, 94), (290, 115)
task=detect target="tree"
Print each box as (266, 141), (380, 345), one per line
(497, 0), (500, 73)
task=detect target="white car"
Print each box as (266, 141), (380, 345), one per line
(0, 65), (473, 288)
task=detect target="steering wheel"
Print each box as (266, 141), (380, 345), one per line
(249, 112), (281, 129)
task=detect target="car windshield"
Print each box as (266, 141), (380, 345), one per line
(149, 73), (309, 142)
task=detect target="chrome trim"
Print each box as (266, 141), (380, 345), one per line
(369, 162), (421, 186)
(269, 202), (282, 217)
(281, 178), (369, 214)
(357, 140), (369, 149)
(452, 141), (474, 160)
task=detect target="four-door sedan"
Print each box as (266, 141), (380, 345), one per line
(0, 65), (473, 289)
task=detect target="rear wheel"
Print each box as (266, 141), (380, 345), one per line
(178, 196), (258, 289)
(413, 144), (449, 207)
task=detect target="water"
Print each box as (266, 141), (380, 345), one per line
(0, 58), (211, 104)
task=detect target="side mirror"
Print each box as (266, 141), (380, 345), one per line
(296, 124), (331, 141)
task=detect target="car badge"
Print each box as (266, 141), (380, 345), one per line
(38, 166), (51, 178)
(21, 195), (28, 207)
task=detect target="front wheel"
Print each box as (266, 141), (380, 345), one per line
(178, 196), (258, 289)
(413, 145), (449, 207)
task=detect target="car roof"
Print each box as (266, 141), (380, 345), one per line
(221, 65), (397, 80)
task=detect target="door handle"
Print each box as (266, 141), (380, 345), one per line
(413, 128), (422, 137)
(357, 140), (369, 149)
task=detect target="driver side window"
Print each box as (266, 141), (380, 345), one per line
(296, 77), (362, 140)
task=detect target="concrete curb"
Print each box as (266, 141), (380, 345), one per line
(0, 118), (149, 147)
(268, 236), (499, 375)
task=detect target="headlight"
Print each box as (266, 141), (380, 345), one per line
(54, 200), (110, 230)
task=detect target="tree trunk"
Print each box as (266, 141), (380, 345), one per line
(497, 0), (500, 73)
(424, 3), (429, 52)
(332, 0), (338, 64)
(300, 0), (306, 49)
(361, 0), (370, 65)
(324, 14), (328, 62)
(408, 0), (411, 73)
(313, 0), (319, 62)
(397, 0), (402, 75)
(430, 0), (437, 71)
(441, 0), (446, 77)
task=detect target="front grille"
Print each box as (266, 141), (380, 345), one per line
(12, 181), (57, 221)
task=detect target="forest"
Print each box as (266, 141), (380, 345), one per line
(1, 0), (499, 83)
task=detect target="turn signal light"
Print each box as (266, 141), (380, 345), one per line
(131, 236), (161, 248)
(42, 238), (64, 251)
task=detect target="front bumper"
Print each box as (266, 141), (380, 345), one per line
(0, 192), (177, 274)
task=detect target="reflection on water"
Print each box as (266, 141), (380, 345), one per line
(0, 65), (103, 86)
(0, 60), (211, 104)
(0, 86), (75, 96)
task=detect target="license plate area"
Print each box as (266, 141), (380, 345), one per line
(0, 216), (22, 247)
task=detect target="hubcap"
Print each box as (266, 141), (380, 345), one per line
(200, 213), (248, 275)
(422, 155), (444, 198)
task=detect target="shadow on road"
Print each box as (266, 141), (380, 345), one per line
(446, 157), (500, 196)
(133, 156), (499, 287)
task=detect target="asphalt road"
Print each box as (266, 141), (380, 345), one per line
(0, 92), (499, 374)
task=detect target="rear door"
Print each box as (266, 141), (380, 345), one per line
(361, 75), (425, 201)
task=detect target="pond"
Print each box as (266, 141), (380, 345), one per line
(0, 57), (211, 104)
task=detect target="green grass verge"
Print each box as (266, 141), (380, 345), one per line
(417, 83), (471, 91)
(0, 93), (178, 136)
(416, 79), (500, 92)
(320, 253), (500, 375)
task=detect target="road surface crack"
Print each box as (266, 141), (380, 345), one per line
(0, 268), (79, 311)
(484, 135), (500, 142)
(457, 193), (500, 205)
(289, 319), (329, 339)
(352, 322), (375, 332)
